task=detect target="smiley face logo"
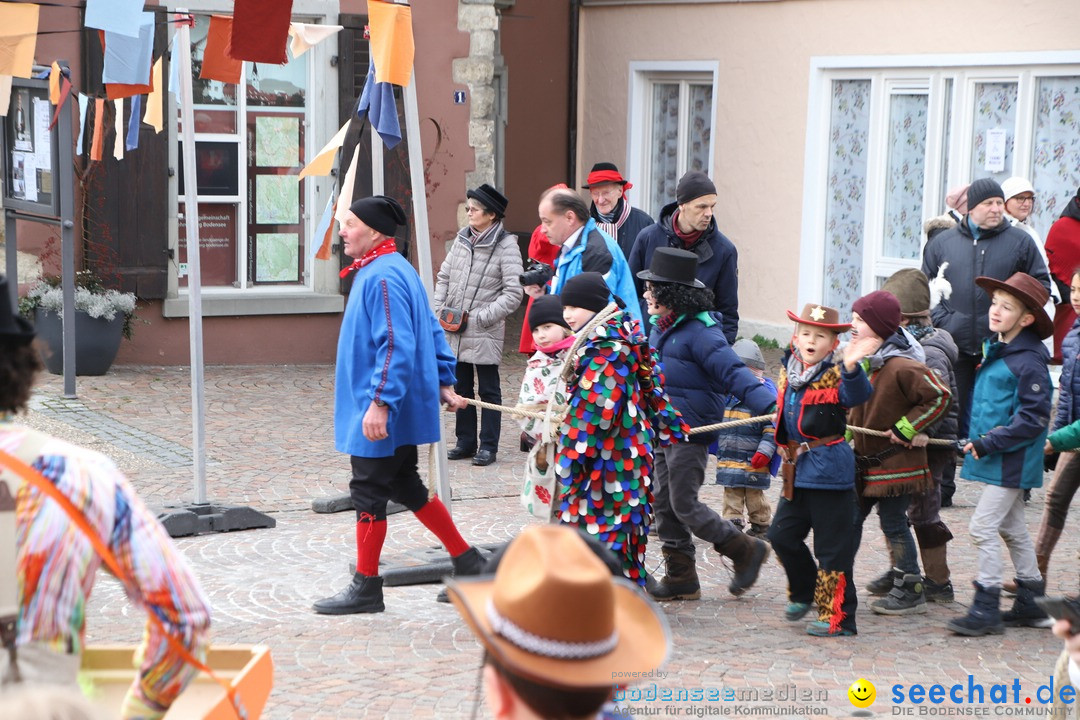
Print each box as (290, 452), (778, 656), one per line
(848, 678), (876, 708)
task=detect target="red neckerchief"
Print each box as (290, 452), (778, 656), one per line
(340, 238), (398, 278)
(671, 210), (704, 248)
(656, 312), (677, 334)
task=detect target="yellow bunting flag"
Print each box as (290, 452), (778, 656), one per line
(299, 121), (349, 179)
(0, 4), (40, 78)
(367, 0), (413, 87)
(143, 57), (163, 133)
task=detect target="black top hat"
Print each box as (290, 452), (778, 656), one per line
(635, 248), (705, 288)
(0, 276), (35, 345)
(581, 162), (629, 189)
(466, 184), (508, 219)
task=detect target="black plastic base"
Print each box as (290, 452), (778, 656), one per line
(158, 504), (276, 538)
(372, 543), (501, 587)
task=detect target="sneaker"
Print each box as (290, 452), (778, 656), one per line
(865, 568), (900, 595)
(806, 620), (856, 637)
(870, 574), (928, 616)
(924, 578), (955, 603)
(785, 601), (812, 621)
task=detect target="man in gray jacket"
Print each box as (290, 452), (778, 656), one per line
(921, 177), (1051, 438)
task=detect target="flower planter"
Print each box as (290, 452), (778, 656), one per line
(33, 307), (126, 376)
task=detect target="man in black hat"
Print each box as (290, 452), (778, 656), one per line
(922, 177), (1052, 438)
(582, 162), (653, 261)
(629, 170), (740, 343)
(315, 196), (487, 615)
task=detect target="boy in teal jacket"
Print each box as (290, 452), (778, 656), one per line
(947, 273), (1054, 636)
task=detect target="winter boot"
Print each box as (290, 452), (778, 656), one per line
(313, 573), (385, 615)
(648, 546), (701, 601)
(919, 544), (954, 603)
(869, 572), (928, 615)
(747, 523), (770, 539)
(866, 568), (901, 595)
(946, 582), (1004, 636)
(714, 532), (770, 597)
(1003, 577), (1053, 628)
(436, 546), (487, 603)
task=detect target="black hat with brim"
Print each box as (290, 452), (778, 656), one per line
(0, 276), (35, 345)
(635, 247), (705, 288)
(466, 184), (508, 219)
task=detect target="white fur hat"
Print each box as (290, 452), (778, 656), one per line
(1001, 176), (1035, 202)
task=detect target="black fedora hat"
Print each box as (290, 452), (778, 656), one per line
(581, 162), (630, 189)
(466, 184), (508, 219)
(635, 247), (704, 288)
(0, 275), (35, 345)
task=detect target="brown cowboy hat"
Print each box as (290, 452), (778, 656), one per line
(445, 526), (670, 689)
(975, 272), (1054, 340)
(785, 303), (852, 332)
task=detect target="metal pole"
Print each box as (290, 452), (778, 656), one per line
(4, 211), (15, 303)
(57, 62), (76, 399)
(175, 13), (207, 505)
(402, 79), (450, 511)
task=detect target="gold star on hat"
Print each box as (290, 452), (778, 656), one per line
(810, 306), (826, 321)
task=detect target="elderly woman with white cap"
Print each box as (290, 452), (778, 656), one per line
(1003, 176), (1060, 356)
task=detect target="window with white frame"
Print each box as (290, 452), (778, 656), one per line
(814, 63), (1080, 312)
(628, 63), (718, 218)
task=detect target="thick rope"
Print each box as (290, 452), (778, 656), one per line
(454, 398), (955, 446)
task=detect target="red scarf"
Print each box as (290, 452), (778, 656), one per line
(671, 210), (703, 248)
(340, 238), (398, 278)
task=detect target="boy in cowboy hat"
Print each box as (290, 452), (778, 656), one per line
(637, 248), (777, 602)
(445, 525), (670, 720)
(948, 272), (1054, 636)
(767, 302), (876, 637)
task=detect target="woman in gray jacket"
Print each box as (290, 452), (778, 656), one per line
(435, 184), (523, 466)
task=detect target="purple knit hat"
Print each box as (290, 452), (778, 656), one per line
(852, 290), (902, 340)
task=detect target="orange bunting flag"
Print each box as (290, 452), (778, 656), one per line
(49, 62), (61, 104)
(367, 0), (414, 87)
(200, 15), (242, 85)
(0, 3), (40, 78)
(90, 98), (105, 161)
(228, 0), (293, 64)
(315, 200), (336, 261)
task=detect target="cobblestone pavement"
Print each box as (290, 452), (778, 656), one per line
(22, 364), (1078, 720)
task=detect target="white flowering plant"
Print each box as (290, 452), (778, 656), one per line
(19, 269), (138, 340)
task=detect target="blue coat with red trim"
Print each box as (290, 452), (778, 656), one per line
(775, 352), (872, 491)
(335, 252), (457, 458)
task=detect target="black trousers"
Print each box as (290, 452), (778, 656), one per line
(954, 352), (980, 439)
(454, 361), (502, 453)
(349, 446), (430, 521)
(768, 488), (860, 632)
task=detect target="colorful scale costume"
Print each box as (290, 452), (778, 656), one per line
(556, 312), (688, 585)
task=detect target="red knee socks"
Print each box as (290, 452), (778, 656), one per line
(413, 498), (470, 557)
(356, 517), (388, 577)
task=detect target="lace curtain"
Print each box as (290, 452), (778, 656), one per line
(969, 82), (1018, 185)
(823, 80), (871, 311)
(883, 93), (928, 260)
(1030, 76), (1080, 235)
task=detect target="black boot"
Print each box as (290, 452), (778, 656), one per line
(647, 546), (701, 601)
(715, 532), (770, 597)
(946, 582), (1003, 636)
(1003, 578), (1052, 628)
(313, 573), (385, 615)
(869, 572), (927, 615)
(865, 568), (901, 595)
(436, 547), (486, 603)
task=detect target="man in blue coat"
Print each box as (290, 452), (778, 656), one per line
(629, 171), (740, 343)
(522, 188), (643, 329)
(313, 195), (485, 615)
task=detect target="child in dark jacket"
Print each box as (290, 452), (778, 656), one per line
(767, 303), (875, 637)
(638, 248), (777, 602)
(947, 272), (1054, 637)
(877, 269), (960, 604)
(1035, 267), (1080, 586)
(716, 338), (779, 539)
(846, 290), (952, 617)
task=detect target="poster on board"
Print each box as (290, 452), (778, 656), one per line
(2, 76), (60, 216)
